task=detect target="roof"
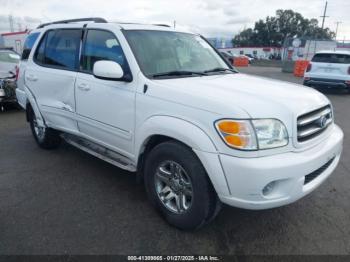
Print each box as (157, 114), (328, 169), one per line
(316, 50), (350, 55)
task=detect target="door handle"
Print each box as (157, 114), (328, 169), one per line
(26, 74), (38, 82)
(77, 83), (91, 91)
(61, 104), (73, 112)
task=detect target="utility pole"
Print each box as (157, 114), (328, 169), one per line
(320, 1), (329, 30)
(8, 15), (14, 32)
(335, 21), (342, 40)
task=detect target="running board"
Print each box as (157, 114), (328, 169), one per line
(61, 133), (136, 172)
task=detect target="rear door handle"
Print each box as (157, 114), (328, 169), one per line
(77, 83), (91, 91)
(26, 74), (38, 82)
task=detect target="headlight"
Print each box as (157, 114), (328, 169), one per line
(215, 119), (288, 150)
(252, 119), (288, 149)
(215, 120), (257, 150)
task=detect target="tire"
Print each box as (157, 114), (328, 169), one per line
(144, 141), (221, 230)
(28, 107), (61, 149)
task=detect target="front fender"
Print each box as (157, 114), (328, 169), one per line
(135, 115), (231, 196)
(136, 115), (218, 154)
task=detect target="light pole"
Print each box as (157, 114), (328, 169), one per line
(335, 21), (342, 40)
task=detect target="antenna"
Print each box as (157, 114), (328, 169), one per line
(320, 1), (329, 30)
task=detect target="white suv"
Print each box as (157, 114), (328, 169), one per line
(304, 50), (350, 91)
(16, 18), (343, 230)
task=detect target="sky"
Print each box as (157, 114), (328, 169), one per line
(0, 0), (349, 40)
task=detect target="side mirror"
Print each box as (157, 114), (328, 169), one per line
(93, 60), (124, 80)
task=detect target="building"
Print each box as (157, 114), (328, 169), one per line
(207, 38), (234, 49)
(0, 30), (30, 53)
(219, 47), (281, 59)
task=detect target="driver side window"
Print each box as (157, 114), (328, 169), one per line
(81, 30), (127, 73)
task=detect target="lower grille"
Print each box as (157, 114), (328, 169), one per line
(304, 158), (335, 185)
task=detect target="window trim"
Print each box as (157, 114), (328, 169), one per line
(33, 28), (83, 72)
(79, 28), (133, 82)
(21, 32), (40, 61)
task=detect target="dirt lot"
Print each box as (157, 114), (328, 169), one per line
(0, 66), (349, 255)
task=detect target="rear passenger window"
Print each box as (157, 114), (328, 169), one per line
(312, 53), (350, 64)
(34, 29), (82, 70)
(81, 30), (126, 73)
(21, 32), (40, 60)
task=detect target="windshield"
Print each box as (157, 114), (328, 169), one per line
(124, 30), (230, 78)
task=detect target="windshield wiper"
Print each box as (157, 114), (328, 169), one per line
(204, 67), (238, 74)
(150, 70), (208, 78)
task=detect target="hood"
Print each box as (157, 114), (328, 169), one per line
(148, 73), (330, 132)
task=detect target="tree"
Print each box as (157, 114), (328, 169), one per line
(233, 9), (335, 47)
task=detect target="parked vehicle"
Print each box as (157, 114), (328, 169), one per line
(0, 72), (17, 110)
(16, 18), (343, 230)
(220, 51), (234, 64)
(0, 48), (20, 110)
(0, 48), (20, 78)
(304, 51), (350, 91)
(244, 54), (255, 62)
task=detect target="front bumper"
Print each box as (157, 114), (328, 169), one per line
(216, 124), (343, 210)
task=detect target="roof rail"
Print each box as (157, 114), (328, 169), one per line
(37, 17), (107, 29)
(153, 24), (171, 28)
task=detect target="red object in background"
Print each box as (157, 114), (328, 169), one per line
(294, 60), (310, 77)
(15, 66), (19, 81)
(234, 57), (249, 67)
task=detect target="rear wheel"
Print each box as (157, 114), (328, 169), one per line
(28, 107), (61, 149)
(144, 141), (221, 230)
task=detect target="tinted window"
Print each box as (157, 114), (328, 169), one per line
(81, 30), (126, 73)
(34, 29), (81, 70)
(312, 53), (350, 64)
(21, 32), (40, 60)
(0, 51), (20, 63)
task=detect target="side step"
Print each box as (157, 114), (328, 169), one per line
(61, 133), (136, 172)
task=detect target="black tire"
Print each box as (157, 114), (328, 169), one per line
(144, 141), (221, 230)
(28, 107), (61, 149)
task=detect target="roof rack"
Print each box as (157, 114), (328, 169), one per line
(153, 24), (171, 28)
(37, 17), (107, 29)
(116, 22), (171, 28)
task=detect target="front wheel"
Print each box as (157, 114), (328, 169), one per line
(28, 108), (61, 149)
(144, 141), (221, 230)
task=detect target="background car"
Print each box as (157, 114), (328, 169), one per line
(0, 48), (20, 78)
(220, 51), (235, 64)
(0, 48), (19, 110)
(304, 50), (350, 92)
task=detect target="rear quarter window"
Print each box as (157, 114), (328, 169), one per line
(21, 32), (40, 60)
(312, 53), (350, 64)
(34, 29), (82, 71)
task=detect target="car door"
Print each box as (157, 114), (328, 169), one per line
(24, 28), (82, 133)
(75, 29), (136, 157)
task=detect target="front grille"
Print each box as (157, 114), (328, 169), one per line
(297, 105), (333, 143)
(304, 157), (335, 185)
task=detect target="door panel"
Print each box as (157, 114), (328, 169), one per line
(75, 73), (135, 155)
(25, 28), (82, 133)
(75, 29), (135, 156)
